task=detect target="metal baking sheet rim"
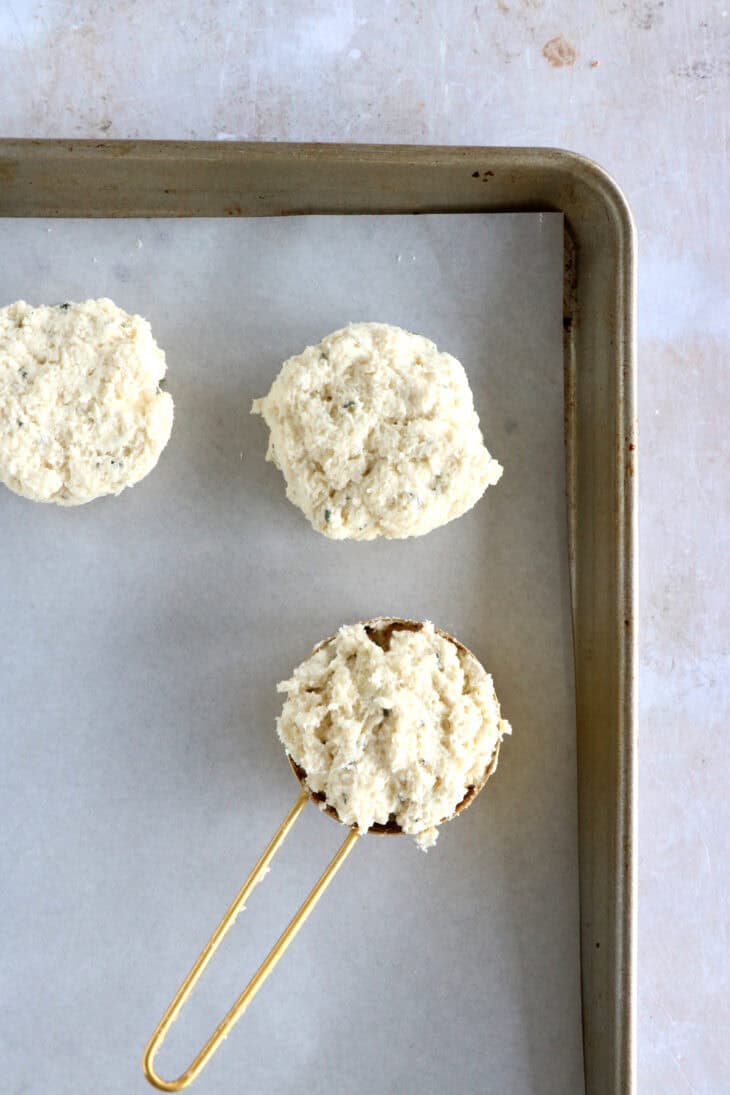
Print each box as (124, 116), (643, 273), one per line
(0, 140), (638, 1095)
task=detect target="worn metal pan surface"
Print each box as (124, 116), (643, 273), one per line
(0, 140), (637, 1095)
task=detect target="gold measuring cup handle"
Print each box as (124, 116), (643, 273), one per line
(142, 790), (360, 1091)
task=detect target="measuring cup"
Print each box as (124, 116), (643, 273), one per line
(142, 618), (502, 1091)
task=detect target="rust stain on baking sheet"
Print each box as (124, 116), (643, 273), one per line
(625, 434), (637, 479)
(542, 36), (577, 67)
(0, 160), (17, 182)
(563, 381), (576, 447)
(92, 142), (134, 157)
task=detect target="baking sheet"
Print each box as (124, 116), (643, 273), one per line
(0, 212), (582, 1095)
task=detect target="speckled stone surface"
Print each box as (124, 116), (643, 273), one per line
(2, 2), (728, 1091)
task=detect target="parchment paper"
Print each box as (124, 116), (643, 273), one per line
(0, 213), (582, 1094)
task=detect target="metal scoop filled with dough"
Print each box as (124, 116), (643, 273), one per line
(143, 618), (511, 1091)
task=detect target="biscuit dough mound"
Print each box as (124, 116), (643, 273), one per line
(276, 619), (511, 849)
(0, 299), (174, 505)
(252, 323), (502, 539)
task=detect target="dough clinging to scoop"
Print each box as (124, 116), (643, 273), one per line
(276, 619), (511, 849)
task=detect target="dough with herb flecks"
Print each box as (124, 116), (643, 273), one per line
(276, 619), (511, 849)
(0, 298), (173, 505)
(251, 323), (502, 539)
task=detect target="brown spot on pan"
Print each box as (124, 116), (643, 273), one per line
(93, 142), (134, 157)
(563, 376), (576, 446)
(0, 160), (18, 182)
(542, 35), (577, 67)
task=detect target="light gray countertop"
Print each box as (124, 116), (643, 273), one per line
(2, 2), (727, 1092)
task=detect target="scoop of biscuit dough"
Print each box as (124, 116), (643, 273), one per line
(252, 323), (502, 540)
(276, 619), (511, 849)
(0, 298), (173, 505)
